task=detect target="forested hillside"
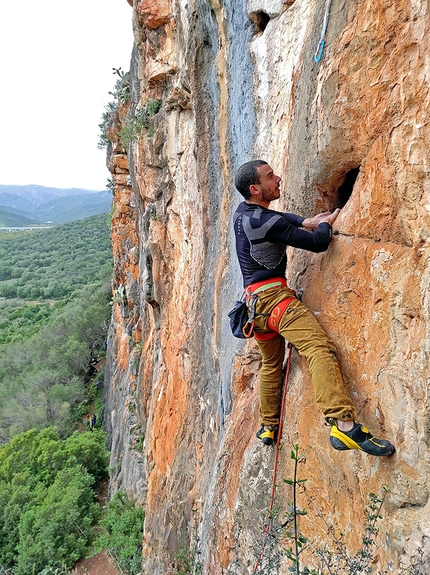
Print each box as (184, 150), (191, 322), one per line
(0, 214), (112, 342)
(0, 208), (35, 227)
(0, 184), (111, 225)
(0, 214), (113, 443)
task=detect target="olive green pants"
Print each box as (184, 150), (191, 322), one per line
(252, 286), (356, 427)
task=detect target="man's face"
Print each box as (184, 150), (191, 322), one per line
(255, 164), (282, 203)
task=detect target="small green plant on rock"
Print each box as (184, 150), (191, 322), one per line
(134, 433), (145, 452)
(175, 505), (202, 575)
(106, 177), (115, 194)
(253, 445), (392, 575)
(119, 109), (150, 146)
(97, 101), (118, 150)
(146, 98), (161, 117)
(97, 67), (130, 151)
(109, 67), (130, 104)
(119, 99), (162, 146)
(111, 284), (128, 304)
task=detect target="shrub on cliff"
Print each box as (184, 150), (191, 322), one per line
(252, 446), (426, 575)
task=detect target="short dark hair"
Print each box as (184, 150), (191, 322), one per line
(235, 160), (268, 199)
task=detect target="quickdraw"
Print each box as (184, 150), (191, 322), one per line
(242, 292), (275, 339)
(314, 0), (333, 63)
(242, 294), (258, 338)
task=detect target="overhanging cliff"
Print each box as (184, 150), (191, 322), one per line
(103, 0), (430, 573)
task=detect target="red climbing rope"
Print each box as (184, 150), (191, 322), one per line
(253, 343), (294, 573)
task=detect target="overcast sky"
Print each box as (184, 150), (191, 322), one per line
(0, 0), (133, 190)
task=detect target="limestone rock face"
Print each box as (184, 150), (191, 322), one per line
(104, 0), (430, 573)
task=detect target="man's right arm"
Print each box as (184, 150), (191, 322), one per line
(302, 208), (340, 230)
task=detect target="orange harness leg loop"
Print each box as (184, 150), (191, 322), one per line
(254, 296), (296, 341)
(267, 297), (296, 331)
(254, 331), (278, 341)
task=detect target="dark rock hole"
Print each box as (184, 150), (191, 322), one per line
(251, 11), (271, 32)
(336, 167), (360, 208)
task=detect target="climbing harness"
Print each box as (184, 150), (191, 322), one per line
(314, 0), (333, 63)
(253, 343), (294, 574)
(243, 278), (298, 342)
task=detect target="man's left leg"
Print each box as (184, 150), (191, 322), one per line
(276, 299), (395, 456)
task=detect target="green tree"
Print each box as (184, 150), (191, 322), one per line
(0, 428), (109, 572)
(15, 466), (98, 575)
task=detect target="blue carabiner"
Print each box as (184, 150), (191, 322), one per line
(314, 38), (325, 63)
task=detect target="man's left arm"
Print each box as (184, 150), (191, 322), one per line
(275, 209), (340, 253)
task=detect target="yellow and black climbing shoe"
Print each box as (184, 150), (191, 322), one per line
(256, 425), (277, 446)
(329, 421), (395, 456)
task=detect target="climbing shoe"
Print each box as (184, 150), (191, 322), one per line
(256, 425), (277, 446)
(329, 420), (395, 456)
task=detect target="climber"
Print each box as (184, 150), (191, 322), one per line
(86, 414), (94, 432)
(233, 160), (395, 456)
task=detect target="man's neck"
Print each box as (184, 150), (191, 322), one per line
(245, 199), (271, 209)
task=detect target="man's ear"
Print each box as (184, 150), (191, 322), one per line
(249, 184), (260, 196)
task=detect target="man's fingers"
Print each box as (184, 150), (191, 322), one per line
(318, 208), (341, 225)
(327, 208), (340, 224)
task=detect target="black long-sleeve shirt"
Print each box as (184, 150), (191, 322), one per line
(233, 202), (332, 287)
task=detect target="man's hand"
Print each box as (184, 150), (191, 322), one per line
(302, 208), (340, 230)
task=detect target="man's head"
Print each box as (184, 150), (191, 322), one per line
(235, 160), (268, 199)
(235, 160), (282, 206)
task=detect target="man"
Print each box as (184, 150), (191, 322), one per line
(233, 160), (395, 456)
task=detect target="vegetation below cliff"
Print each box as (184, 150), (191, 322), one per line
(0, 214), (144, 575)
(0, 427), (144, 575)
(0, 214), (113, 442)
(0, 427), (108, 575)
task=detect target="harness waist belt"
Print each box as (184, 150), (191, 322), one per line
(245, 277), (287, 296)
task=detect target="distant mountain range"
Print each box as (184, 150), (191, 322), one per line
(0, 184), (112, 225)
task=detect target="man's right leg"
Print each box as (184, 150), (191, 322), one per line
(255, 334), (285, 445)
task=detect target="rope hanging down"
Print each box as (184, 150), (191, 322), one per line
(253, 343), (294, 574)
(314, 0), (333, 63)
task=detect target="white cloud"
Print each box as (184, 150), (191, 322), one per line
(0, 0), (133, 190)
